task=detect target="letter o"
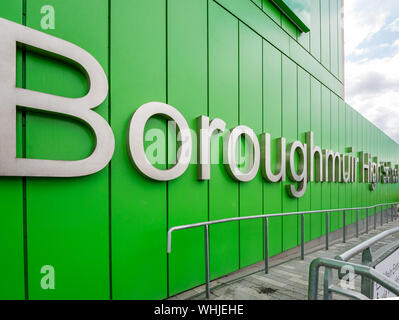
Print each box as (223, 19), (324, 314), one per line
(128, 102), (192, 181)
(223, 126), (260, 182)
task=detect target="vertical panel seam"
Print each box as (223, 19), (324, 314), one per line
(165, 0), (169, 299)
(296, 66), (299, 245)
(319, 0), (322, 69)
(328, 0), (331, 72)
(280, 53), (283, 251)
(207, 0), (210, 221)
(22, 0), (28, 301)
(107, 0), (112, 300)
(261, 39), (265, 258)
(237, 20), (241, 269)
(206, 0), (210, 283)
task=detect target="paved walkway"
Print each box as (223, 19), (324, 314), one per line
(169, 215), (399, 300)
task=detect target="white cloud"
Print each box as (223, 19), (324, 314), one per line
(388, 17), (399, 32)
(346, 51), (399, 143)
(344, 0), (388, 56)
(345, 0), (399, 143)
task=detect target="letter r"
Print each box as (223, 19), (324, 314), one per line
(0, 18), (114, 177)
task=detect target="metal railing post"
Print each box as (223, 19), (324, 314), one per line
(366, 208), (369, 234)
(167, 202), (399, 299)
(386, 205), (389, 224)
(204, 225), (210, 299)
(325, 212), (329, 251)
(343, 210), (346, 243)
(361, 248), (373, 299)
(391, 205), (394, 223)
(323, 267), (333, 300)
(264, 218), (269, 274)
(301, 214), (305, 260)
(388, 205), (392, 221)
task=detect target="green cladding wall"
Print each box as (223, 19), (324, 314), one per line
(0, 0), (398, 300)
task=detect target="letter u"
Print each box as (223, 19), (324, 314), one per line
(260, 133), (286, 183)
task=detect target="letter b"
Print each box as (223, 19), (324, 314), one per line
(0, 18), (114, 177)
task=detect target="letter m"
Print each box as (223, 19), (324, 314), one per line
(0, 18), (114, 177)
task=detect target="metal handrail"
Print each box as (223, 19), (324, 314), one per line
(167, 202), (399, 299)
(337, 226), (399, 262)
(309, 223), (399, 300)
(308, 258), (399, 300)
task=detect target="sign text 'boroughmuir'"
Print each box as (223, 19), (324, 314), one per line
(0, 18), (398, 199)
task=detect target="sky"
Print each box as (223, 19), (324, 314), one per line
(345, 0), (399, 143)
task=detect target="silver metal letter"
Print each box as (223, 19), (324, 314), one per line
(286, 141), (307, 198)
(323, 150), (341, 182)
(360, 152), (371, 183)
(341, 154), (351, 183)
(0, 18), (114, 177)
(260, 133), (286, 183)
(128, 102), (192, 181)
(223, 126), (260, 182)
(306, 131), (323, 182)
(197, 116), (226, 180)
(352, 157), (359, 183)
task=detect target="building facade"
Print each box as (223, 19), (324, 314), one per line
(0, 0), (398, 300)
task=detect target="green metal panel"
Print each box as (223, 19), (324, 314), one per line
(337, 0), (343, 82)
(110, 0), (167, 299)
(310, 0), (321, 61)
(263, 41), (283, 256)
(377, 128), (381, 206)
(0, 0), (397, 300)
(310, 77), (323, 238)
(330, 0), (339, 77)
(366, 121), (373, 214)
(359, 115), (366, 219)
(298, 67), (311, 241)
(238, 23), (264, 268)
(345, 103), (353, 224)
(370, 122), (376, 212)
(338, 99), (346, 228)
(365, 121), (371, 214)
(384, 134), (388, 202)
(321, 0), (330, 70)
(359, 120), (364, 214)
(395, 142), (399, 201)
(216, 0), (289, 55)
(298, 27), (310, 52)
(373, 125), (378, 208)
(262, 0), (282, 24)
(351, 108), (358, 222)
(282, 14), (298, 39)
(25, 0), (109, 299)
(208, 0), (239, 280)
(0, 0), (25, 300)
(217, 0), (343, 98)
(253, 0), (262, 8)
(321, 85), (331, 235)
(330, 93), (339, 231)
(282, 56), (298, 251)
(167, 0), (208, 296)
